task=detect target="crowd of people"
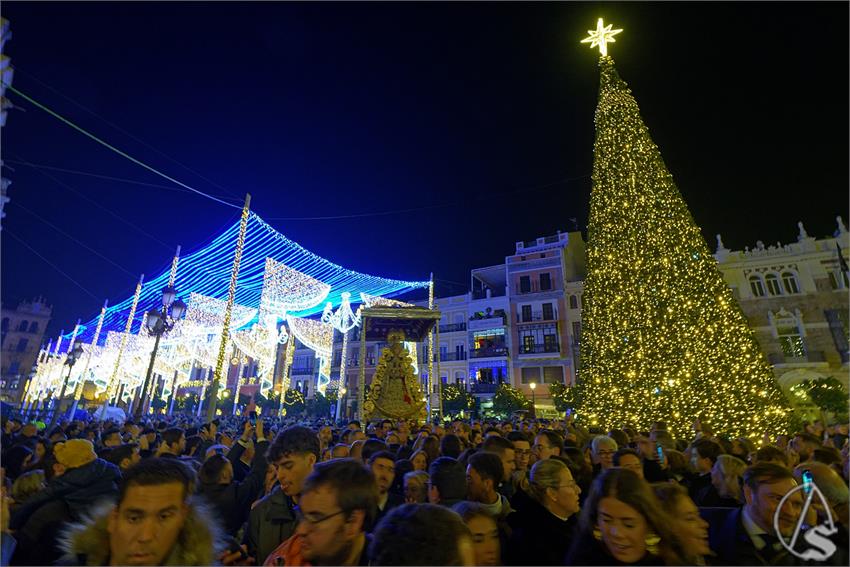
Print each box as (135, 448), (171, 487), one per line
(0, 410), (848, 566)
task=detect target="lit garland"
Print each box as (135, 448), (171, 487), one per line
(106, 275), (145, 401)
(286, 315), (333, 394)
(360, 292), (415, 308)
(261, 256), (331, 315)
(576, 33), (790, 439)
(64, 213), (428, 346)
(278, 333), (296, 416)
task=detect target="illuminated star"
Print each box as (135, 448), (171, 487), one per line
(581, 18), (623, 57)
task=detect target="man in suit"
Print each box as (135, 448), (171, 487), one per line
(688, 438), (722, 504)
(701, 462), (841, 566)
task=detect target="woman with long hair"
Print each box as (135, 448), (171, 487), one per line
(565, 468), (685, 565)
(652, 483), (713, 565)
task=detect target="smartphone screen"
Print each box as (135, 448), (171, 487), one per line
(802, 469), (813, 494)
(656, 442), (664, 462)
(249, 411), (257, 426)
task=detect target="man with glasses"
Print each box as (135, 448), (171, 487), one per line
(263, 459), (377, 566)
(531, 430), (563, 463)
(590, 435), (618, 477)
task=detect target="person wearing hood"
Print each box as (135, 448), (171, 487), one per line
(57, 457), (226, 566)
(9, 439), (121, 565)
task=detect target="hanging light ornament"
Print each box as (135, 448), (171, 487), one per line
(321, 292), (361, 333)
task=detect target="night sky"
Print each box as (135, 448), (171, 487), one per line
(2, 1), (847, 339)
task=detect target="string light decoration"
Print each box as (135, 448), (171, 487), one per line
(208, 194), (252, 422)
(106, 275), (145, 401)
(278, 333), (296, 416)
(286, 315), (334, 394)
(577, 26), (790, 440)
(64, 213), (428, 346)
(262, 257), (331, 315)
(72, 300), (108, 402)
(360, 292), (415, 308)
(322, 291), (362, 391)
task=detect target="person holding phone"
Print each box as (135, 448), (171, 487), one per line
(198, 420), (269, 537)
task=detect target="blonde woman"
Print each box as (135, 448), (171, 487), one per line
(506, 458), (580, 565)
(707, 454), (746, 507)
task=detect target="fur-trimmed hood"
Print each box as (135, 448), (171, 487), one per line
(57, 497), (227, 566)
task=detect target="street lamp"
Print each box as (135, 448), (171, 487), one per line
(336, 386), (347, 422)
(135, 287), (186, 420)
(49, 341), (84, 427)
(529, 381), (537, 416)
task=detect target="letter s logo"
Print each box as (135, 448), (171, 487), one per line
(798, 525), (838, 562)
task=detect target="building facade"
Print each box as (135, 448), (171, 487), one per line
(1, 297), (52, 403)
(244, 218), (849, 419)
(714, 218), (849, 393)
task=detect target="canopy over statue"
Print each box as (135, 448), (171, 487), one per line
(357, 305), (441, 422)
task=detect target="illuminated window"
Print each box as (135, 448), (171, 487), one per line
(765, 273), (783, 296)
(781, 272), (800, 294)
(748, 275), (766, 297)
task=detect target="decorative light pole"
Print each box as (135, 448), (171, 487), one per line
(135, 286), (186, 419)
(529, 381), (537, 416)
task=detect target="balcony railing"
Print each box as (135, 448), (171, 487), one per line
(519, 344), (560, 355)
(470, 346), (508, 358)
(437, 352), (467, 362)
(515, 282), (554, 295)
(767, 350), (827, 365)
(470, 383), (499, 394)
(290, 366), (315, 375)
(439, 323), (467, 333)
(517, 310), (557, 323)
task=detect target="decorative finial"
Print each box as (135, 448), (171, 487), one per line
(715, 234), (727, 252)
(797, 221), (809, 240)
(581, 18), (623, 57)
(836, 215), (847, 235)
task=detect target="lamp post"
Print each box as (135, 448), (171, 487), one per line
(49, 341), (84, 427)
(135, 286), (186, 420)
(336, 386), (347, 422)
(529, 381), (536, 417)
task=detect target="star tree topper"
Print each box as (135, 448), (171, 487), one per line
(581, 18), (623, 57)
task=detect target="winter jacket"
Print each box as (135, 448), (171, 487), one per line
(198, 439), (269, 536)
(57, 499), (226, 566)
(9, 498), (72, 565)
(506, 496), (577, 566)
(245, 486), (297, 565)
(10, 458), (121, 531)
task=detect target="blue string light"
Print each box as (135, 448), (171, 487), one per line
(64, 212), (429, 344)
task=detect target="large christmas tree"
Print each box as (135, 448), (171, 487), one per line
(577, 20), (790, 439)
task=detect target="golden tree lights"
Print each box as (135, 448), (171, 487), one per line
(577, 28), (790, 440)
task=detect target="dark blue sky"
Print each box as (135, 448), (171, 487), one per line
(2, 1), (847, 338)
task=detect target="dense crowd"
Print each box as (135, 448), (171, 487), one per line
(0, 411), (848, 566)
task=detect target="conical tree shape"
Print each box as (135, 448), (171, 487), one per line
(577, 56), (790, 440)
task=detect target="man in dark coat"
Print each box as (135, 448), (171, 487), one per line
(10, 439), (121, 565)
